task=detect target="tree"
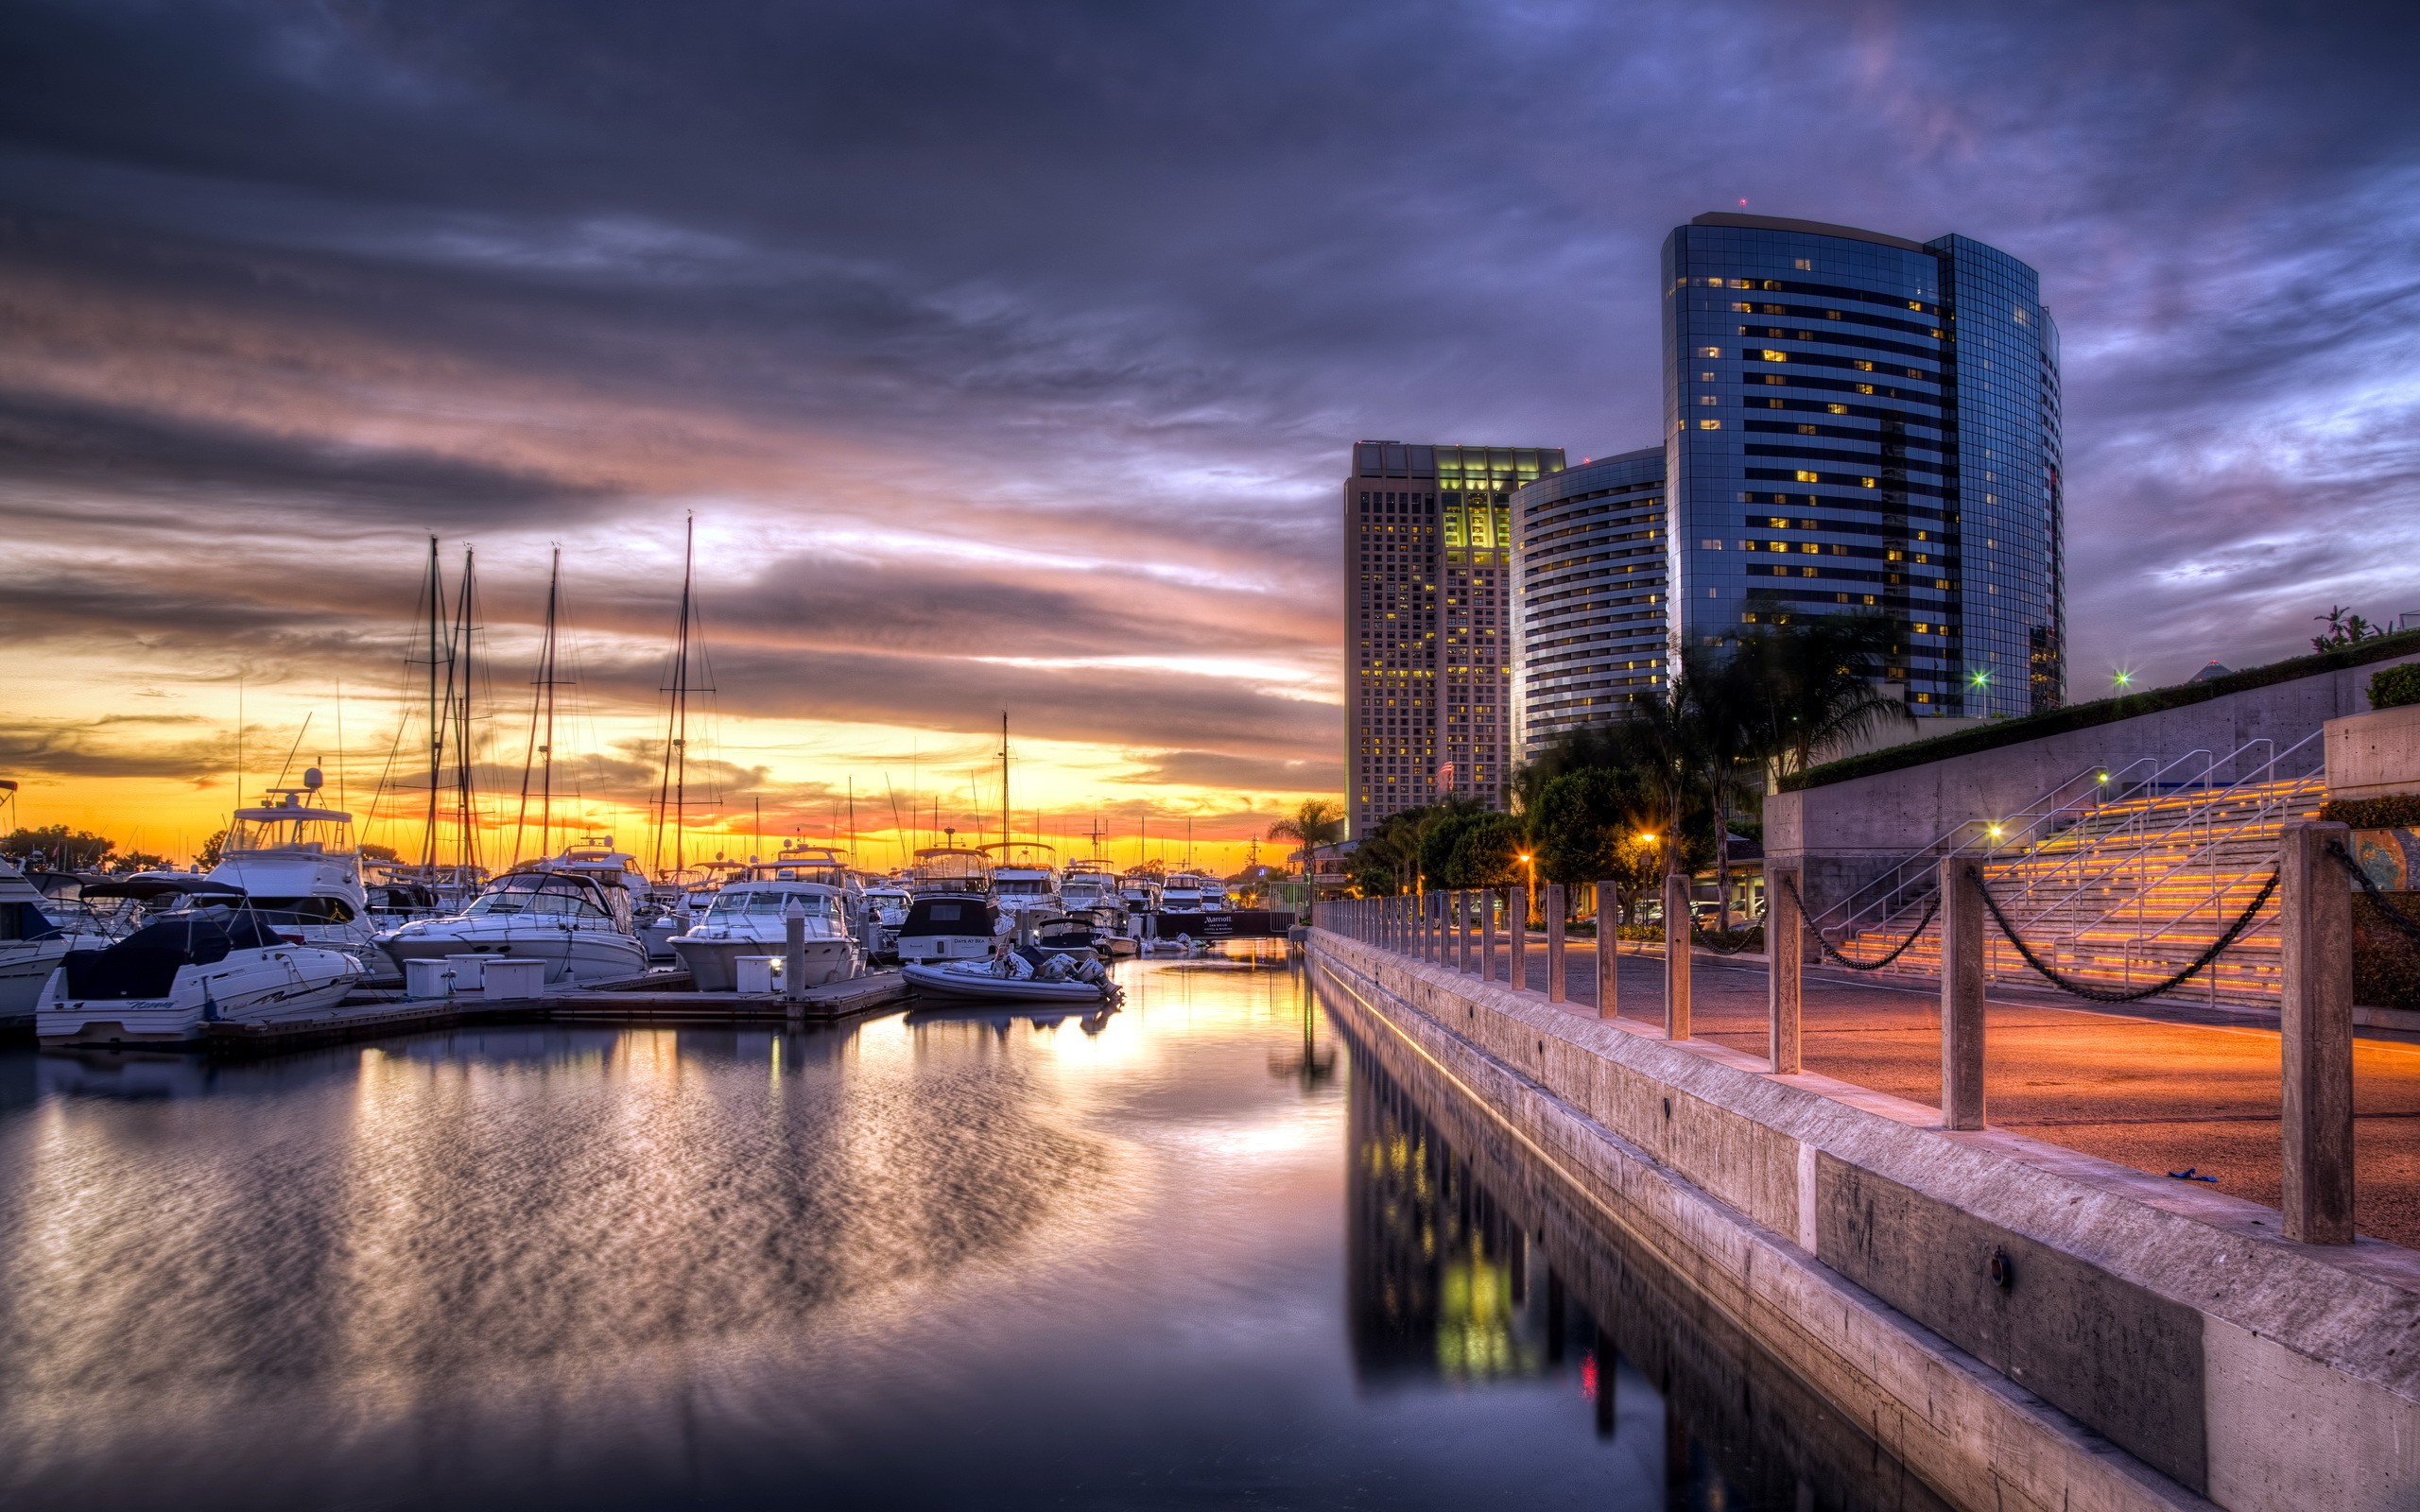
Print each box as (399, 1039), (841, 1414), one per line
(1, 825), (115, 870)
(198, 829), (228, 868)
(1736, 614), (1910, 780)
(106, 850), (173, 874)
(360, 841), (400, 863)
(1417, 805), (1522, 889)
(1266, 799), (1344, 878)
(2314, 606), (2389, 653)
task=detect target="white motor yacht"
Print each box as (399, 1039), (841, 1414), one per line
(895, 847), (998, 966)
(37, 883), (367, 1046)
(1059, 860), (1126, 931)
(860, 885), (911, 959)
(753, 844), (871, 946)
(2, 858), (100, 1023)
(982, 843), (1063, 934)
(375, 868), (649, 986)
(1159, 872), (1211, 912)
(205, 772), (377, 951)
(670, 879), (861, 991)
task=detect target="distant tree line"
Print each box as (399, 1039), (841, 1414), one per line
(1346, 615), (1910, 929)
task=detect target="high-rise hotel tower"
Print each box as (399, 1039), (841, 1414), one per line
(1663, 214), (2064, 717)
(1345, 441), (1564, 835)
(1510, 447), (1668, 763)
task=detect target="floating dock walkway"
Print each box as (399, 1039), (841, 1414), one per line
(199, 969), (912, 1053)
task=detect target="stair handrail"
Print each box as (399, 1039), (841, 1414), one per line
(1989, 730), (2324, 943)
(1804, 757), (2158, 941)
(2011, 747), (2324, 957)
(1976, 739), (2280, 921)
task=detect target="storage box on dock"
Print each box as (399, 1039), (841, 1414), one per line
(735, 955), (783, 994)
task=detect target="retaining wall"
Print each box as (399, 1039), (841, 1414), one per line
(1306, 928), (2420, 1512)
(1769, 654), (2420, 917)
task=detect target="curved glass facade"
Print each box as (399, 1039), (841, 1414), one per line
(1510, 448), (1667, 762)
(1661, 214), (2063, 718)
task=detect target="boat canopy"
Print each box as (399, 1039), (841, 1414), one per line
(897, 896), (998, 937)
(227, 807), (356, 857)
(465, 869), (622, 921)
(61, 912), (286, 1001)
(83, 876), (247, 902)
(706, 885), (839, 918)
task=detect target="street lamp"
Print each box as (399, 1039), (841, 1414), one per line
(1517, 851), (1536, 926)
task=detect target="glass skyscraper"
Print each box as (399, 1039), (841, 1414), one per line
(1661, 214), (2063, 718)
(1345, 441), (1563, 835)
(1510, 447), (1668, 762)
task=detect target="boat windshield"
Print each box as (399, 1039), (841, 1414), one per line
(466, 876), (611, 919)
(227, 815), (355, 856)
(994, 879), (1051, 895)
(709, 890), (831, 918)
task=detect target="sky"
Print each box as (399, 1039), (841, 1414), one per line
(3, 0), (2417, 872)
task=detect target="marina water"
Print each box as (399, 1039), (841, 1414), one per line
(0, 951), (1936, 1509)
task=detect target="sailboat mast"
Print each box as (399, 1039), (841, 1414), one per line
(423, 535), (442, 872)
(999, 711), (1010, 854)
(450, 546), (480, 875)
(540, 546), (559, 860)
(655, 516), (696, 880)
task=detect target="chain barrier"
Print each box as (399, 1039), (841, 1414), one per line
(1781, 875), (1938, 971)
(2328, 840), (2420, 945)
(1971, 868), (2278, 1004)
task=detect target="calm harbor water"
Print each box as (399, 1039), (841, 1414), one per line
(0, 952), (1942, 1510)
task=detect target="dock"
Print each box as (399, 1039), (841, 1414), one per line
(199, 969), (914, 1053)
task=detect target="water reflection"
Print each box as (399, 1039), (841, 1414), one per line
(1326, 969), (1953, 1512)
(0, 952), (1948, 1510)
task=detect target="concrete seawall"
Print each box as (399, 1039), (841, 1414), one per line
(1305, 928), (2420, 1512)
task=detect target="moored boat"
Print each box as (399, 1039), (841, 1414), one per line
(36, 885), (367, 1046)
(669, 878), (861, 991)
(902, 947), (1118, 1005)
(375, 868), (649, 986)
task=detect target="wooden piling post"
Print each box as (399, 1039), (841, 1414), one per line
(1509, 886), (1529, 993)
(1939, 856), (1985, 1131)
(2281, 820), (2355, 1245)
(1663, 869), (1690, 1040)
(1547, 885), (1567, 1003)
(1482, 890), (1498, 981)
(1767, 862), (1802, 1074)
(1596, 881), (1619, 1020)
(1455, 891), (1472, 973)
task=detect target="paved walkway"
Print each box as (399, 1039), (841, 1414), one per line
(1415, 932), (2420, 1248)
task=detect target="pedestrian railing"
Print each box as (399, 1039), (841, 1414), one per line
(1307, 825), (2360, 1246)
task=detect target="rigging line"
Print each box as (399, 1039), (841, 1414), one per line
(271, 712), (314, 792)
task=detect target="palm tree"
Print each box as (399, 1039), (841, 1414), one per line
(1267, 799), (1344, 884)
(1679, 643), (1768, 931)
(1741, 614), (1910, 779)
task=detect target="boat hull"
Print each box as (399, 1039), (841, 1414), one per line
(900, 961), (1113, 1004)
(37, 948), (366, 1046)
(2, 937), (76, 1023)
(379, 923), (648, 986)
(672, 936), (859, 992)
(893, 933), (994, 966)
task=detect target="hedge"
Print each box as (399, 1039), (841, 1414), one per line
(2373, 662), (2420, 712)
(2356, 893), (2420, 1010)
(1781, 627), (2420, 794)
(2320, 796), (2420, 829)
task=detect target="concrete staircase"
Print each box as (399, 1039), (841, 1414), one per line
(1827, 734), (2325, 1008)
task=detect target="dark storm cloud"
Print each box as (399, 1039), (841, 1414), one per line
(0, 388), (607, 525)
(4, 0), (2420, 768)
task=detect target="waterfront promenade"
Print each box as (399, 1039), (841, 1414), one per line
(1481, 936), (2420, 1248)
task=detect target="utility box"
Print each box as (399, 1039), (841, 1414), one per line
(735, 955), (783, 994)
(404, 959), (454, 1000)
(481, 958), (545, 1001)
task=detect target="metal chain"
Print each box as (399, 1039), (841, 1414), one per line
(2327, 840), (2420, 943)
(1972, 868), (2277, 1004)
(1782, 874), (1938, 971)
